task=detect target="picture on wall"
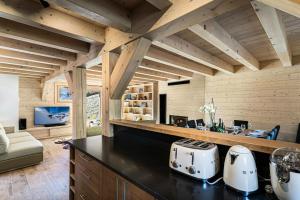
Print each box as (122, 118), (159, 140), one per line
(55, 83), (72, 104)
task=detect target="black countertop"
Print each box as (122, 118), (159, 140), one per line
(68, 126), (277, 200)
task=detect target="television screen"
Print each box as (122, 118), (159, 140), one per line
(34, 106), (70, 126)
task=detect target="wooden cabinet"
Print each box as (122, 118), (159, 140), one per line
(70, 147), (155, 200)
(125, 180), (155, 200)
(101, 166), (119, 200)
(26, 125), (72, 139)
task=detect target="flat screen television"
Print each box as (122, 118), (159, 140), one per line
(34, 106), (70, 126)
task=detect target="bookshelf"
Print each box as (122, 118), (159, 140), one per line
(122, 83), (156, 121)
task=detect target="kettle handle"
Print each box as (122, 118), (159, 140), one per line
(229, 152), (239, 165)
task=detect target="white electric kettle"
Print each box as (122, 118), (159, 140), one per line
(223, 145), (258, 196)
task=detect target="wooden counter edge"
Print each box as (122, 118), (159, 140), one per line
(110, 119), (300, 154)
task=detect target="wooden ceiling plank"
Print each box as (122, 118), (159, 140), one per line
(135, 68), (180, 80)
(0, 0), (105, 43)
(140, 60), (193, 78)
(145, 47), (214, 76)
(251, 1), (292, 67)
(0, 63), (52, 74)
(0, 18), (90, 53)
(0, 68), (45, 76)
(256, 0), (300, 18)
(0, 57), (59, 70)
(189, 21), (260, 71)
(0, 37), (76, 61)
(145, 0), (172, 10)
(110, 38), (152, 99)
(48, 0), (131, 31)
(153, 35), (235, 74)
(0, 49), (67, 66)
(0, 71), (42, 79)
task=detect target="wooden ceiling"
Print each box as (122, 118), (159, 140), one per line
(0, 0), (299, 86)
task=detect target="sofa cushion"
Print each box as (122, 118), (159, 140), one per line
(6, 132), (35, 144)
(6, 132), (31, 138)
(8, 135), (36, 144)
(0, 139), (43, 161)
(0, 124), (9, 154)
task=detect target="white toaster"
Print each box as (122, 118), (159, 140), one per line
(169, 139), (220, 180)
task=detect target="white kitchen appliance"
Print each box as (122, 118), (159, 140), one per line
(223, 145), (258, 196)
(270, 147), (300, 200)
(169, 139), (219, 180)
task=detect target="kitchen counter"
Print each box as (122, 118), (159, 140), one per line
(110, 119), (300, 154)
(68, 126), (277, 200)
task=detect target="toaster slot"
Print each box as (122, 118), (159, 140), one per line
(200, 143), (210, 149)
(183, 139), (194, 144)
(175, 139), (192, 145)
(193, 141), (205, 146)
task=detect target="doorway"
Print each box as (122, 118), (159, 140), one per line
(159, 94), (167, 124)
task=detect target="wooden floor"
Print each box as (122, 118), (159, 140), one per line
(0, 139), (69, 200)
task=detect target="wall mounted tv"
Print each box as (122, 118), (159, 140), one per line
(34, 106), (70, 127)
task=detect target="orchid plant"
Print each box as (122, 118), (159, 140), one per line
(199, 98), (217, 127)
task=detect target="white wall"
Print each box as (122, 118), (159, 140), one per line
(159, 74), (205, 124)
(0, 75), (19, 130)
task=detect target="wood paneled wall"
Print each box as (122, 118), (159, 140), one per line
(205, 60), (300, 142)
(159, 75), (205, 124)
(19, 78), (71, 128)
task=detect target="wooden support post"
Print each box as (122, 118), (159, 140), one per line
(64, 71), (73, 94)
(152, 82), (159, 124)
(102, 52), (120, 137)
(72, 66), (87, 139)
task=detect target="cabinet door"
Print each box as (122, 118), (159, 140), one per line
(102, 167), (119, 200)
(124, 180), (155, 200)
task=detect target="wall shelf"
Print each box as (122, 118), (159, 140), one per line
(122, 84), (155, 121)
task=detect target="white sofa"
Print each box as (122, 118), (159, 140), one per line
(0, 124), (43, 173)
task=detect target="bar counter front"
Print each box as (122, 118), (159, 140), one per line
(65, 120), (297, 200)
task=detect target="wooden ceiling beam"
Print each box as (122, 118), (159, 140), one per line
(0, 0), (104, 43)
(256, 0), (300, 18)
(136, 68), (180, 80)
(0, 57), (59, 70)
(0, 49), (67, 66)
(48, 0), (131, 31)
(133, 75), (165, 82)
(145, 0), (172, 10)
(0, 18), (90, 53)
(44, 44), (103, 82)
(145, 47), (214, 76)
(86, 70), (101, 76)
(140, 60), (193, 78)
(104, 0), (249, 52)
(0, 63), (52, 74)
(189, 21), (260, 71)
(86, 73), (101, 78)
(110, 38), (152, 99)
(0, 37), (76, 61)
(251, 1), (292, 67)
(153, 35), (235, 74)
